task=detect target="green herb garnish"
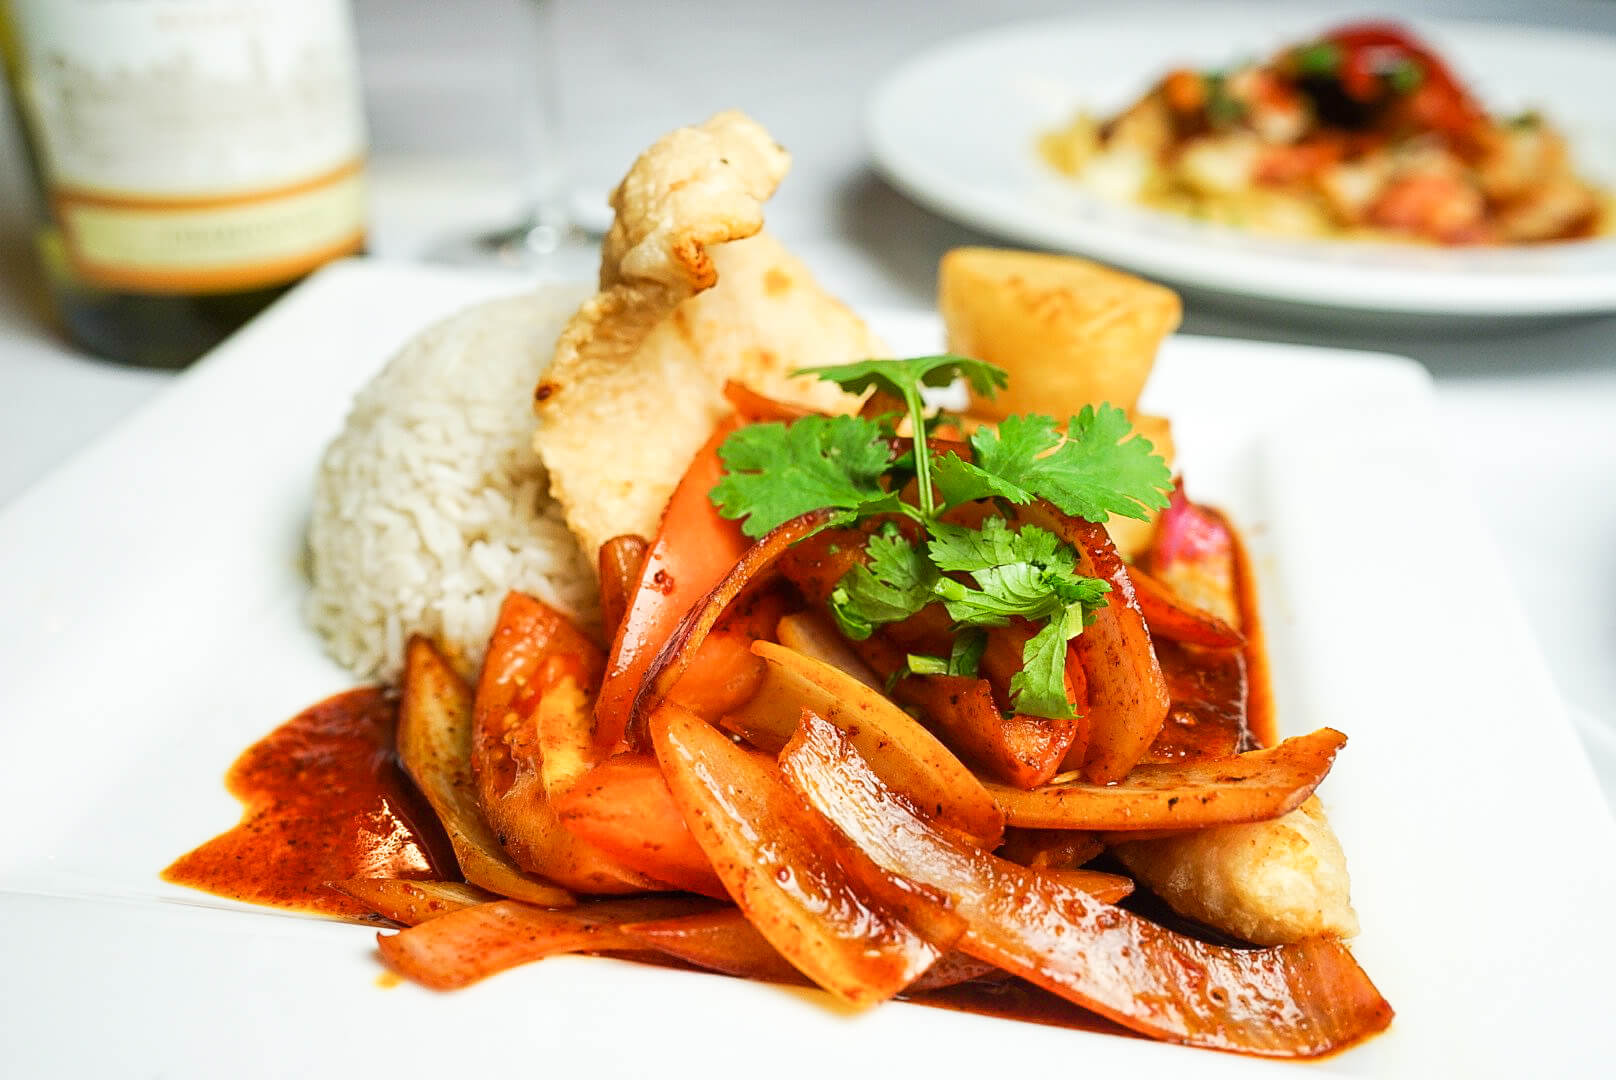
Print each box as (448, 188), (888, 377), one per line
(1385, 57), (1424, 96)
(1203, 71), (1246, 130)
(904, 630), (988, 680)
(708, 355), (1170, 720)
(1293, 40), (1343, 77)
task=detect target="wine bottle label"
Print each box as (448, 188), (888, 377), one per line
(8, 0), (367, 294)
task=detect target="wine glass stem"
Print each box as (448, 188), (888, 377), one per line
(518, 0), (569, 252)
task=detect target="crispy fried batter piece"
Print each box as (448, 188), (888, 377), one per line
(1111, 795), (1359, 945)
(534, 111), (887, 560)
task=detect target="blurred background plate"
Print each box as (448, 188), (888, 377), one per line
(867, 5), (1616, 316)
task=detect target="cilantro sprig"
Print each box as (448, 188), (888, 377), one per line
(707, 355), (1171, 720)
(798, 355), (1007, 519)
(710, 415), (901, 538)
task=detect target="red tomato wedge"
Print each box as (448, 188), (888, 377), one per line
(663, 586), (788, 721)
(985, 728), (1346, 831)
(595, 418), (750, 753)
(901, 674), (1078, 791)
(780, 710), (1393, 1057)
(377, 896), (718, 991)
(472, 592), (658, 894)
(650, 701), (956, 1006)
(1020, 504), (1170, 783)
(551, 754), (728, 898)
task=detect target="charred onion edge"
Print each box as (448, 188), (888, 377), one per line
(627, 506), (840, 741)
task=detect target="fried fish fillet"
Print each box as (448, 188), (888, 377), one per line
(1111, 796), (1359, 945)
(533, 111), (886, 560)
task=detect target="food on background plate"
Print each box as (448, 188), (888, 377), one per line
(1040, 20), (1612, 245)
(169, 111), (1390, 1059)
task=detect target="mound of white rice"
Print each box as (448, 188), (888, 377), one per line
(306, 285), (598, 681)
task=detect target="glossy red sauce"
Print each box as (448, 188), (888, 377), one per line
(1141, 507), (1275, 763)
(1148, 639), (1248, 762)
(162, 687), (453, 919)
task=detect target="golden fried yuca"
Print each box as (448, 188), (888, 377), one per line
(534, 111), (884, 560)
(939, 247), (1180, 418)
(1110, 796), (1358, 946)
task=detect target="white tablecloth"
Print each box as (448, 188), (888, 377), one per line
(2, 0), (1612, 803)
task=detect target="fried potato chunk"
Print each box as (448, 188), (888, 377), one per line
(534, 111), (885, 559)
(1111, 796), (1359, 946)
(939, 247), (1180, 419)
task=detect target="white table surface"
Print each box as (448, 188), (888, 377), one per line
(2, 0), (1613, 805)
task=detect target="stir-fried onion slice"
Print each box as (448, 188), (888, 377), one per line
(397, 637), (576, 907)
(985, 728), (1348, 832)
(724, 641), (1005, 848)
(620, 907), (809, 985)
(780, 710), (1393, 1057)
(629, 507), (839, 740)
(595, 419), (750, 753)
(597, 534), (650, 644)
(378, 896), (719, 991)
(327, 879), (496, 927)
(651, 701), (955, 1006)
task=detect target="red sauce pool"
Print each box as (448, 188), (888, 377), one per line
(162, 687), (453, 919)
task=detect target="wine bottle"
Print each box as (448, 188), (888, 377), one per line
(0, 0), (368, 368)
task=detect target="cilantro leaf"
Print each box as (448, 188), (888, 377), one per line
(902, 628), (988, 679)
(928, 516), (1054, 573)
(1009, 607), (1083, 720)
(797, 355), (1008, 401)
(798, 356), (1008, 521)
(950, 628), (988, 676)
(828, 525), (939, 640)
(931, 450), (1030, 508)
(710, 415), (901, 538)
(966, 407), (1172, 523)
(929, 518), (1109, 628)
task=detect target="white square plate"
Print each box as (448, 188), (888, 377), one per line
(2, 260), (1611, 1077)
